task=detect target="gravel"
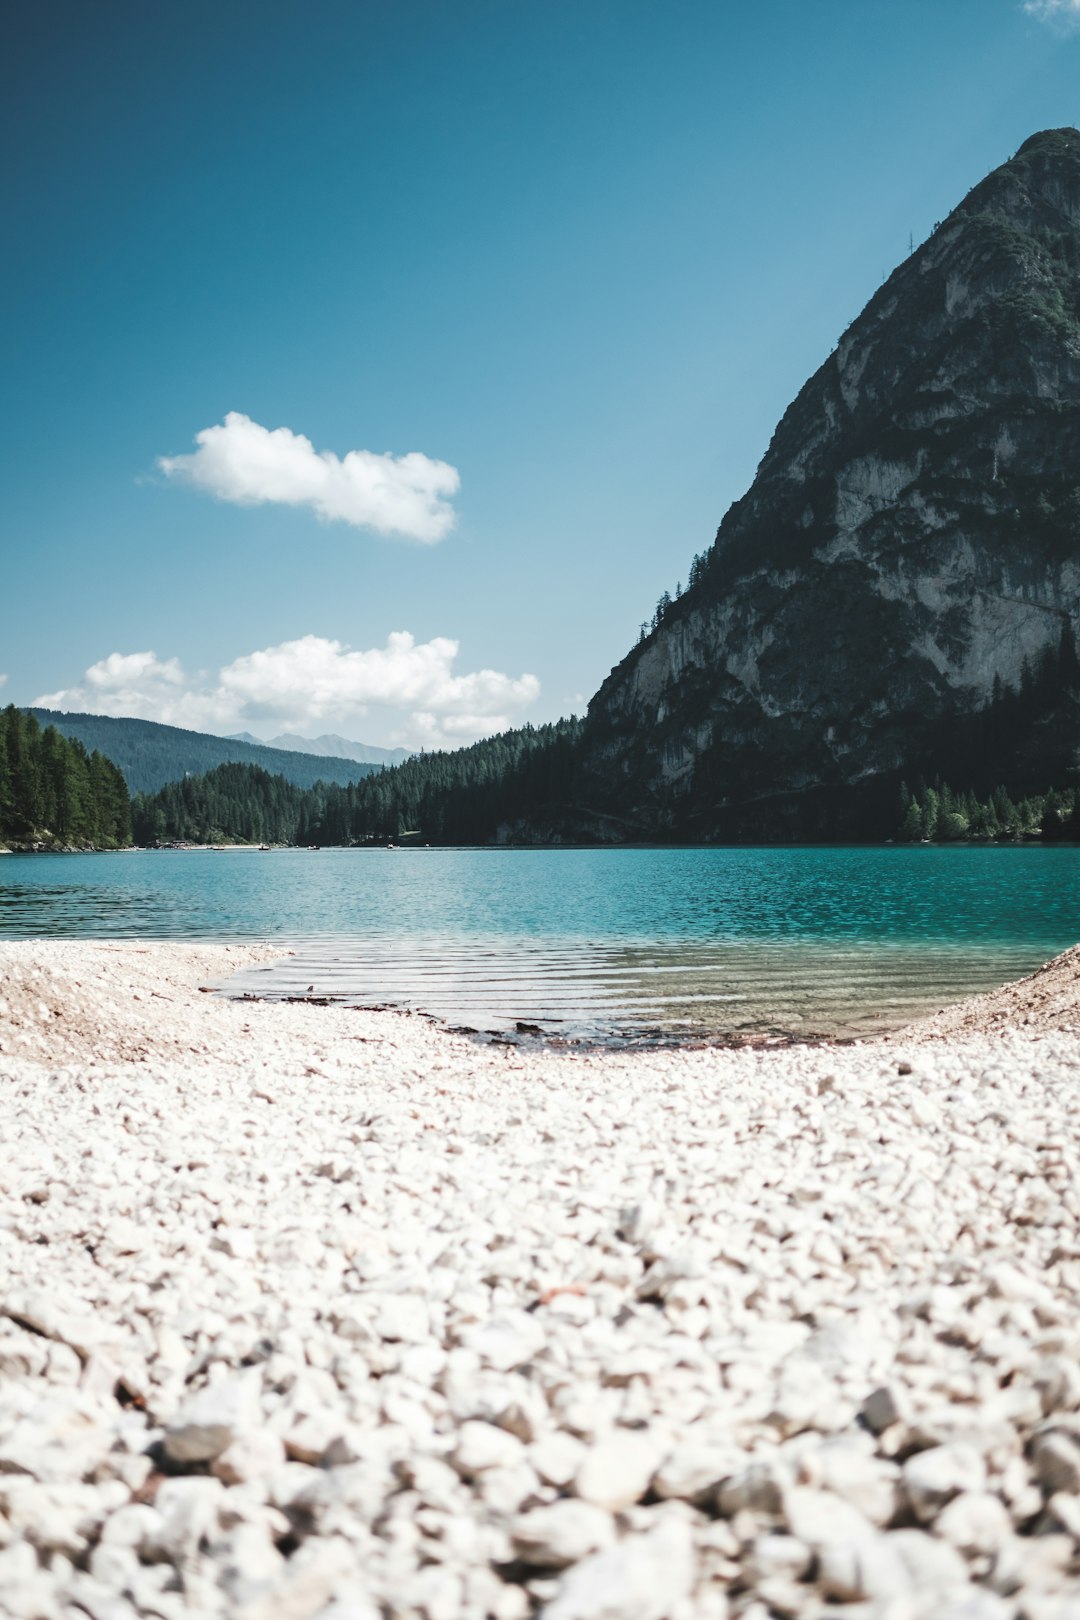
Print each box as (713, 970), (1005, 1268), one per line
(1, 938), (1080, 1618)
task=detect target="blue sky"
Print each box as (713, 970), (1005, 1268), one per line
(4, 0), (1080, 746)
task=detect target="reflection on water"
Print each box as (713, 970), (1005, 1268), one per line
(223, 934), (1048, 1042)
(3, 845), (1079, 1039)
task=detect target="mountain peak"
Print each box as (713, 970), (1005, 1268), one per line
(1014, 127), (1080, 160)
(583, 134), (1080, 838)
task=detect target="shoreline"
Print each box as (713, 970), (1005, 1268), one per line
(2, 940), (1080, 1616)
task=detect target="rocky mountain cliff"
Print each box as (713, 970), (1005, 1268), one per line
(583, 128), (1080, 838)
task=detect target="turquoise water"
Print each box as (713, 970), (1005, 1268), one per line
(2, 846), (1078, 1038)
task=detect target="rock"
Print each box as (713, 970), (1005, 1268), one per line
(1046, 1489), (1080, 1538)
(235, 1534), (364, 1620)
(888, 1527), (971, 1590)
(716, 1462), (788, 1518)
(861, 1385), (902, 1434)
(1031, 1430), (1080, 1496)
(1, 1289), (116, 1361)
(817, 1533), (911, 1601)
(781, 1487), (879, 1549)
(464, 1315), (544, 1373)
(575, 1430), (661, 1509)
(1032, 1357), (1080, 1416)
(650, 1442), (731, 1504)
(213, 1428), (287, 1484)
(452, 1420), (526, 1476)
(283, 1414), (345, 1466)
(98, 1504), (163, 1550)
(511, 1502), (615, 1569)
(216, 1522), (286, 1604)
(934, 1492), (1014, 1559)
(143, 1477), (224, 1562)
(903, 1444), (987, 1522)
(371, 1293), (430, 1345)
(741, 1534), (812, 1583)
(164, 1375), (260, 1464)
(541, 1516), (694, 1620)
(530, 1432), (587, 1489)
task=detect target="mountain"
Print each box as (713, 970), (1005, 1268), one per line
(576, 128), (1080, 839)
(29, 711), (383, 795)
(239, 731), (412, 767)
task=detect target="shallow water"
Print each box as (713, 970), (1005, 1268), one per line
(4, 844), (1079, 1038)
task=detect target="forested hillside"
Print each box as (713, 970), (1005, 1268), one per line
(329, 718), (584, 844)
(0, 706), (131, 848)
(131, 719), (583, 845)
(30, 710), (382, 794)
(132, 763), (307, 846)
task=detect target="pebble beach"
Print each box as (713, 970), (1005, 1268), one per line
(3, 939), (1080, 1620)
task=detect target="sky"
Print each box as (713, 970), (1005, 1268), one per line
(3, 0), (1080, 748)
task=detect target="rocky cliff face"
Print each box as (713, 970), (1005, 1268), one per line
(584, 128), (1080, 837)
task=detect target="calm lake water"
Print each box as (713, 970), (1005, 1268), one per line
(2, 845), (1078, 1040)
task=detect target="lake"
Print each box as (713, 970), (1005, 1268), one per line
(2, 845), (1078, 1040)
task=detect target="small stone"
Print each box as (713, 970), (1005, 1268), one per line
(1046, 1490), (1080, 1538)
(741, 1534), (812, 1583)
(887, 1527), (970, 1591)
(164, 1375), (259, 1464)
(781, 1487), (878, 1549)
(143, 1477), (224, 1561)
(818, 1533), (910, 1601)
(575, 1430), (661, 1510)
(511, 1502), (615, 1569)
(453, 1420), (525, 1476)
(717, 1462), (787, 1518)
(530, 1432), (587, 1489)
(1033, 1357), (1080, 1416)
(372, 1294), (430, 1345)
(541, 1515), (693, 1620)
(934, 1492), (1014, 1559)
(213, 1429), (286, 1484)
(861, 1384), (902, 1434)
(652, 1443), (732, 1504)
(234, 1534), (363, 1620)
(283, 1414), (344, 1466)
(1032, 1430), (1080, 1496)
(903, 1444), (986, 1522)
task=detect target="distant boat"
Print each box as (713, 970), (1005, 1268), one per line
(259, 844), (271, 851)
(308, 844), (319, 851)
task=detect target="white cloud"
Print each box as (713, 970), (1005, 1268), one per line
(34, 633), (540, 748)
(1024, 0), (1080, 29)
(0, 673), (7, 689)
(158, 412), (460, 543)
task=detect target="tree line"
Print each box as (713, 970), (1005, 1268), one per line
(0, 706), (131, 848)
(898, 779), (1080, 842)
(131, 719), (585, 846)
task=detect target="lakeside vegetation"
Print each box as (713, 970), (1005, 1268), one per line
(130, 744), (1080, 850)
(898, 781), (1080, 842)
(0, 706), (131, 848)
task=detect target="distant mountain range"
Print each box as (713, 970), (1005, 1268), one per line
(29, 711), (385, 795)
(227, 731), (411, 766)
